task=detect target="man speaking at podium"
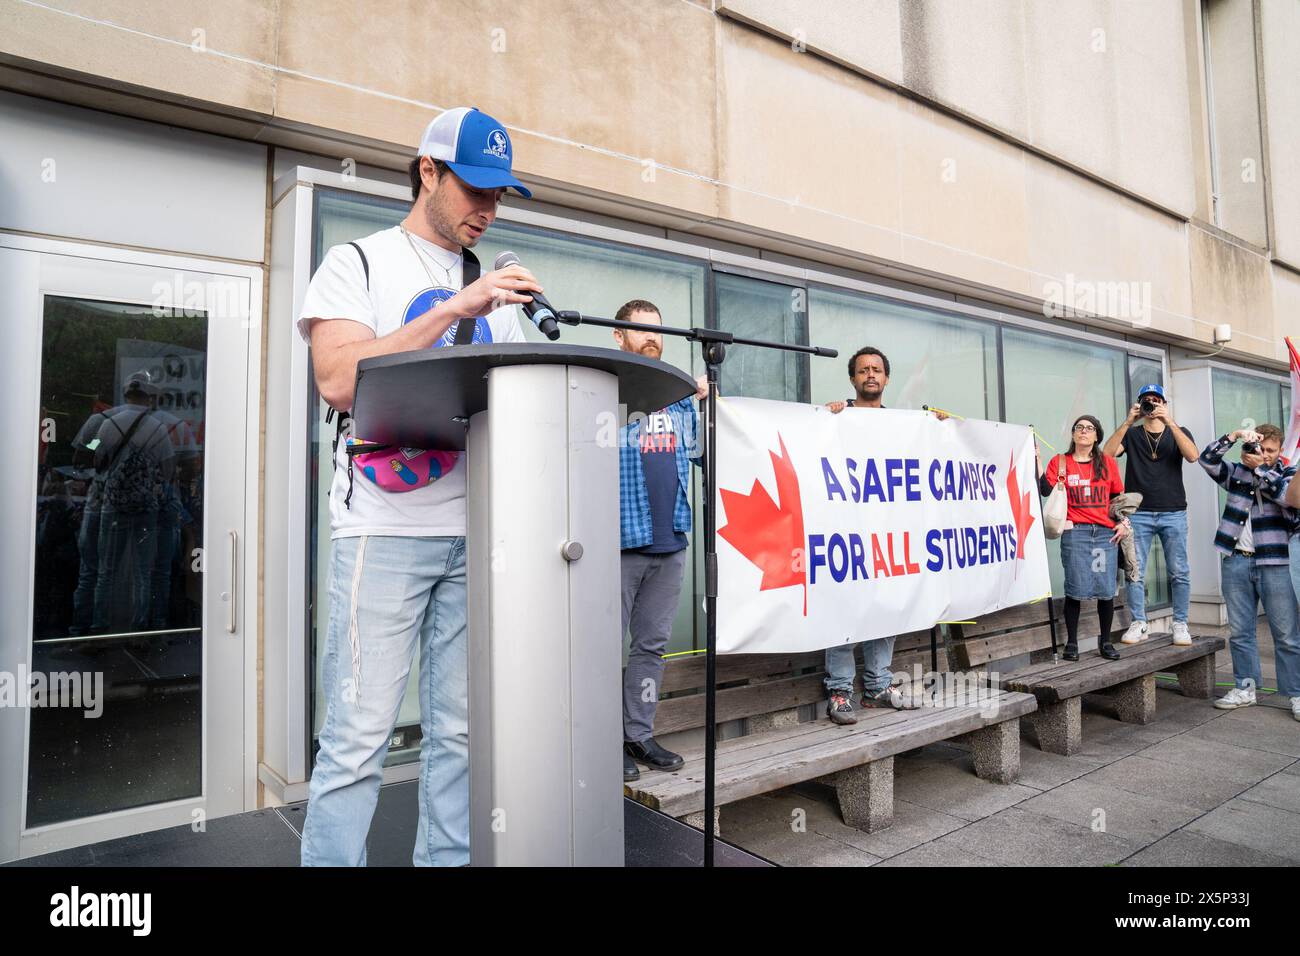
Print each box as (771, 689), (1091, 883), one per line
(295, 107), (541, 866)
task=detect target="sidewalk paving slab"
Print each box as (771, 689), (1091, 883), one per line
(923, 807), (1139, 866)
(1134, 732), (1294, 783)
(1074, 755), (1258, 811)
(891, 759), (1039, 821)
(1185, 706), (1300, 758)
(1184, 797), (1300, 863)
(1016, 777), (1203, 845)
(1237, 771), (1300, 814)
(1121, 828), (1294, 867)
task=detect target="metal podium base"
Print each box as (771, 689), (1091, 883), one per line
(466, 363), (624, 866)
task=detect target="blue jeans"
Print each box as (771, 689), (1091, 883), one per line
(825, 638), (895, 695)
(1220, 552), (1300, 698)
(1125, 510), (1191, 624)
(301, 534), (469, 867)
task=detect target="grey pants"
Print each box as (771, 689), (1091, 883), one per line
(621, 549), (688, 743)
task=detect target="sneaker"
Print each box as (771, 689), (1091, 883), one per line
(1171, 622), (1192, 646)
(1119, 621), (1149, 645)
(826, 689), (857, 725)
(862, 684), (922, 710)
(1292, 698), (1300, 723)
(1214, 687), (1256, 710)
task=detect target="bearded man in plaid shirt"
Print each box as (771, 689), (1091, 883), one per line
(613, 299), (706, 782)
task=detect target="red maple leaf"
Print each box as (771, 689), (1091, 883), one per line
(1006, 452), (1035, 560)
(718, 434), (807, 614)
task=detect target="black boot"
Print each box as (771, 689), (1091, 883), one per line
(1062, 644), (1079, 662)
(625, 737), (684, 772)
(1098, 640), (1121, 661)
(624, 752), (640, 782)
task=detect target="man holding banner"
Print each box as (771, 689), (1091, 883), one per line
(822, 347), (941, 724)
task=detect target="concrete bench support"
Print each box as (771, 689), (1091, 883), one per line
(817, 757), (894, 833)
(1172, 655), (1216, 699)
(1028, 698), (1082, 756)
(956, 718), (1021, 784)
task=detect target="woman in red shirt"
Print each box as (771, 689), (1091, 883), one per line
(1037, 414), (1129, 661)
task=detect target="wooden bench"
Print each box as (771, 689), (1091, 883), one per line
(624, 645), (1037, 835)
(991, 633), (1224, 755)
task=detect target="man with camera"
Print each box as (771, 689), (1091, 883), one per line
(1102, 384), (1198, 646)
(1199, 425), (1300, 714)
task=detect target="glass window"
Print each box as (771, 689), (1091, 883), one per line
(1127, 355), (1163, 406)
(714, 272), (808, 402)
(1003, 328), (1128, 596)
(809, 288), (999, 418)
(29, 296), (206, 826)
(1212, 368), (1284, 465)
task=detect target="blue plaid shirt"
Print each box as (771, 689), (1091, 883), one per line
(618, 397), (701, 550)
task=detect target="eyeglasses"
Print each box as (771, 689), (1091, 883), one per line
(1073, 423), (1096, 433)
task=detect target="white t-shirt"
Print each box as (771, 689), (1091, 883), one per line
(297, 225), (525, 538)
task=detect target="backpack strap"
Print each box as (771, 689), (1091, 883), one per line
(99, 409), (154, 474)
(348, 241), (370, 289)
(453, 248), (482, 345)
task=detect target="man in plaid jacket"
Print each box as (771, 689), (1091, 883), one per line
(614, 299), (706, 781)
(1199, 423), (1300, 718)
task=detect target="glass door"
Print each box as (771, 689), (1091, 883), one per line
(0, 239), (254, 861)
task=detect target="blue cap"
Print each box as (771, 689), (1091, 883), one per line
(417, 107), (532, 197)
(1137, 383), (1166, 401)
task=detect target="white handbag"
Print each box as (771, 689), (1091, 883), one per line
(1042, 456), (1069, 540)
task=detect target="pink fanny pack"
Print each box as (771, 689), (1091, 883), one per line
(345, 438), (460, 493)
(328, 239), (483, 510)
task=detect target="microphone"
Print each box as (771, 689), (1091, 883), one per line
(493, 251), (561, 340)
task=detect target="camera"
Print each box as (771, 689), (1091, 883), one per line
(1140, 397), (1159, 416)
(1242, 441), (1261, 456)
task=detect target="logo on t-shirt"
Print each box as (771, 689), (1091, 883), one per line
(640, 411), (677, 453)
(402, 287), (494, 347)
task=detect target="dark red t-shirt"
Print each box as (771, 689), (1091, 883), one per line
(1044, 454), (1124, 528)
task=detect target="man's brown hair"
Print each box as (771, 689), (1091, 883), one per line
(615, 299), (661, 324)
(1256, 423), (1283, 444)
(408, 157), (449, 201)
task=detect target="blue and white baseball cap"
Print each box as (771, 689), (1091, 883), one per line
(418, 107), (532, 197)
(1137, 383), (1166, 401)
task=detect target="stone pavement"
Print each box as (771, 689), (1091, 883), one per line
(717, 618), (1299, 866)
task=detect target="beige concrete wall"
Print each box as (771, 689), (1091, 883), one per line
(1203, 0), (1269, 247)
(719, 0), (1199, 218)
(1, 0), (1297, 363)
(1260, 0), (1300, 266)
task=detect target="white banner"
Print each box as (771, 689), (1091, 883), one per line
(715, 397), (1051, 654)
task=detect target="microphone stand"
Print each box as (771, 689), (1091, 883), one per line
(557, 310), (836, 867)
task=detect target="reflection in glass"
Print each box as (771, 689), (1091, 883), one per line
(28, 296), (206, 826)
(1002, 328), (1128, 598)
(714, 272), (808, 402)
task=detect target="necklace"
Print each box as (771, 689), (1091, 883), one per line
(400, 225), (458, 289)
(1142, 425), (1163, 460)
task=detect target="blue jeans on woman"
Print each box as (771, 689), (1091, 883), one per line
(301, 534), (469, 867)
(1221, 552), (1300, 697)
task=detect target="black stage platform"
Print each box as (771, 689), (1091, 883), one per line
(5, 783), (771, 867)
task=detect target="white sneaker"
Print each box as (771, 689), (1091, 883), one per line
(1292, 698), (1300, 723)
(1120, 621), (1150, 645)
(1171, 622), (1192, 646)
(1214, 687), (1256, 710)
